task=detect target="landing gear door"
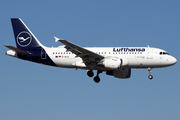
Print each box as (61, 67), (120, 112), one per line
(41, 49), (47, 59)
(147, 48), (153, 59)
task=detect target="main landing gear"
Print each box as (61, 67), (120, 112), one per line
(148, 68), (153, 80)
(87, 70), (102, 83)
(87, 70), (94, 77)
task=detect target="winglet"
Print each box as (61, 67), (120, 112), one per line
(54, 36), (67, 43)
(54, 36), (59, 42)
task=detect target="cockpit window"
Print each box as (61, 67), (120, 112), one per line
(164, 52), (169, 55)
(159, 52), (169, 55)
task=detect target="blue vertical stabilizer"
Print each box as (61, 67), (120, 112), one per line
(11, 18), (42, 49)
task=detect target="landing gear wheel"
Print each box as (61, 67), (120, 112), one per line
(87, 70), (94, 77)
(148, 75), (153, 80)
(148, 68), (153, 80)
(94, 76), (100, 83)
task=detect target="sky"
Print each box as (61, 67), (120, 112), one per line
(0, 0), (180, 120)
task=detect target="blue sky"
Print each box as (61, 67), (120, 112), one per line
(1, 0), (180, 120)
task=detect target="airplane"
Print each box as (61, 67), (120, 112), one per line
(5, 18), (177, 83)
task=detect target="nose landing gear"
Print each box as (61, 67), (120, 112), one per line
(148, 68), (153, 80)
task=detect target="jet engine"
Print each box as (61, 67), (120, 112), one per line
(102, 56), (128, 69)
(106, 68), (131, 79)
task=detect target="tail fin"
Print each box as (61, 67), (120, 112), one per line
(11, 18), (43, 49)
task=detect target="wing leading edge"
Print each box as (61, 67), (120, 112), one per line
(56, 38), (103, 59)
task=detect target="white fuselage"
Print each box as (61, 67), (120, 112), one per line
(44, 46), (177, 70)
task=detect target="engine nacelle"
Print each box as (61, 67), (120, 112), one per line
(106, 68), (131, 79)
(102, 57), (128, 69)
(103, 57), (121, 69)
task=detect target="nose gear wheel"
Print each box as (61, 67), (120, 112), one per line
(148, 68), (153, 80)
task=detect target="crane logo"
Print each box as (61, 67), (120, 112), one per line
(17, 31), (32, 47)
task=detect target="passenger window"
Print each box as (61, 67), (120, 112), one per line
(160, 52), (162, 55)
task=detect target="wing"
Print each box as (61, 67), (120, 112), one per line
(56, 38), (104, 65)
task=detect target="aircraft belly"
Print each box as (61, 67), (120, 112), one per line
(53, 58), (77, 67)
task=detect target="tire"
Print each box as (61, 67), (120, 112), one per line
(148, 75), (153, 80)
(94, 76), (100, 83)
(87, 70), (94, 77)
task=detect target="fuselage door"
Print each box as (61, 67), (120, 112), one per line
(147, 48), (153, 59)
(41, 49), (47, 59)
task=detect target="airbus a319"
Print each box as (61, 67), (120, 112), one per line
(5, 18), (177, 83)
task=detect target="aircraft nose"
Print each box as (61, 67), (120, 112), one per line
(170, 56), (177, 65)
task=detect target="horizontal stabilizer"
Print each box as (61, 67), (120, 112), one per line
(4, 45), (30, 55)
